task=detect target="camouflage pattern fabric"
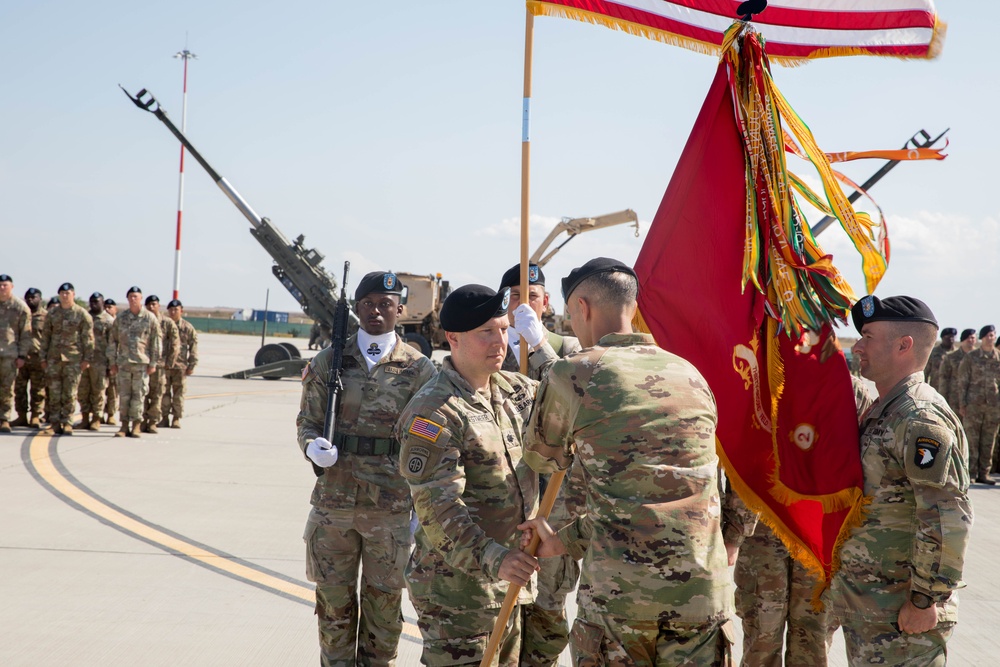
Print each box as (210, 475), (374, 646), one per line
(523, 332), (731, 665)
(955, 348), (1000, 478)
(936, 347), (968, 411)
(104, 370), (117, 420)
(145, 315), (178, 424)
(117, 364), (149, 421)
(395, 357), (538, 666)
(506, 330), (583, 667)
(411, 600), (523, 667)
(297, 333), (435, 666)
(107, 309), (161, 368)
(829, 372), (972, 664)
(841, 620), (953, 666)
(0, 296), (32, 422)
(78, 311), (114, 417)
(161, 318), (198, 422)
(569, 611), (733, 667)
(720, 481), (758, 553)
(15, 306), (46, 419)
(735, 523), (835, 667)
(40, 304), (93, 425)
(108, 309), (160, 423)
(923, 342), (952, 386)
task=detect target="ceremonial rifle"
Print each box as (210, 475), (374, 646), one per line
(315, 262), (351, 477)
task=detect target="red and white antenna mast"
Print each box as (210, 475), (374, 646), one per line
(172, 43), (197, 300)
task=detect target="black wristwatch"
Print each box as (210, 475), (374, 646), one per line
(910, 591), (934, 609)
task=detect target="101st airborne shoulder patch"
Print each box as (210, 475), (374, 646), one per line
(905, 422), (954, 487)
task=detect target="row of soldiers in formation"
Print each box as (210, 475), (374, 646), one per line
(922, 324), (1000, 485)
(294, 262), (970, 667)
(0, 275), (198, 438)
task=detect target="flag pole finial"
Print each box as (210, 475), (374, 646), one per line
(737, 0), (767, 22)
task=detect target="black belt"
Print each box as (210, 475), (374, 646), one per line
(333, 433), (399, 456)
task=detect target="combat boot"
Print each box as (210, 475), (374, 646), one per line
(105, 413), (118, 426)
(11, 414), (29, 428)
(158, 417), (170, 428)
(0, 421), (11, 433)
(170, 417), (181, 429)
(147, 422), (159, 434)
(74, 413), (90, 429)
(114, 421), (129, 438)
(62, 423), (74, 436)
(29, 414), (41, 428)
(41, 423), (64, 436)
(129, 421), (142, 438)
(88, 417), (101, 431)
(140, 420), (150, 433)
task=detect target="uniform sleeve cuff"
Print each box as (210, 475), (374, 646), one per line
(481, 540), (509, 580)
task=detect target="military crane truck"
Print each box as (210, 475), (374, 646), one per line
(121, 85), (369, 379)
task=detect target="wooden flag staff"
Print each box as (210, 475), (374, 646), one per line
(518, 8), (534, 376)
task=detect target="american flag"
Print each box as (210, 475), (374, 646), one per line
(527, 0), (944, 63)
(409, 416), (443, 443)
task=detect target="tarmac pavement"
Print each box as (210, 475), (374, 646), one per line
(1, 332), (998, 666)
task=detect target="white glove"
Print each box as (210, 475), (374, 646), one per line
(512, 304), (547, 349)
(306, 437), (339, 468)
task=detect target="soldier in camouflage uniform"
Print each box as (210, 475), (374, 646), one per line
(297, 272), (435, 667)
(829, 295), (972, 666)
(396, 284), (541, 667)
(39, 283), (94, 436)
(108, 287), (161, 438)
(520, 259), (732, 666)
(733, 375), (873, 667)
(0, 274), (32, 433)
(13, 288), (46, 428)
(103, 299), (118, 425)
(141, 295), (178, 434)
(955, 324), (1000, 484)
(923, 327), (956, 386)
(160, 299), (199, 429)
(76, 292), (114, 431)
(496, 263), (582, 666)
(936, 329), (976, 412)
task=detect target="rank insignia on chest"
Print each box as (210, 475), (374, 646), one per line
(914, 436), (940, 469)
(409, 416), (443, 443)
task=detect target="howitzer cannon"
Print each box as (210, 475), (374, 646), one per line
(121, 85), (356, 378)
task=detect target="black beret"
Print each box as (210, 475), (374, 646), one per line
(167, 299), (183, 308)
(24, 288), (41, 298)
(561, 257), (638, 301)
(354, 271), (404, 301)
(851, 295), (937, 333)
(960, 328), (976, 342)
(127, 286), (142, 295)
(440, 284), (510, 333)
(47, 297), (59, 307)
(940, 328), (957, 338)
(90, 292), (103, 300)
(499, 263), (545, 290)
(58, 282), (74, 293)
(104, 298), (116, 306)
(980, 325), (995, 339)
(145, 295), (160, 305)
(0, 274), (11, 283)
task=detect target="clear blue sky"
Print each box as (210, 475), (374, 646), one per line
(1, 1), (993, 332)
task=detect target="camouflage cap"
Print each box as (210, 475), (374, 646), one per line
(58, 282), (74, 293)
(354, 271), (404, 300)
(851, 295), (937, 333)
(439, 284), (510, 332)
(499, 263), (545, 290)
(167, 299), (183, 308)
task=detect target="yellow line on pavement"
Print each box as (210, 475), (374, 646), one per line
(25, 431), (422, 640)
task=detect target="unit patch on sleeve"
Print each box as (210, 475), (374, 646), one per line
(905, 421), (954, 486)
(914, 437), (939, 469)
(406, 446), (431, 476)
(409, 416), (443, 443)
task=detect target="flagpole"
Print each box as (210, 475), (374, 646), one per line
(518, 9), (534, 375)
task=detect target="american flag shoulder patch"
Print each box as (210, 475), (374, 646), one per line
(409, 416), (443, 443)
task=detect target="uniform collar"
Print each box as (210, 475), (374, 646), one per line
(440, 356), (515, 408)
(866, 371), (924, 421)
(345, 331), (409, 366)
(596, 332), (655, 347)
